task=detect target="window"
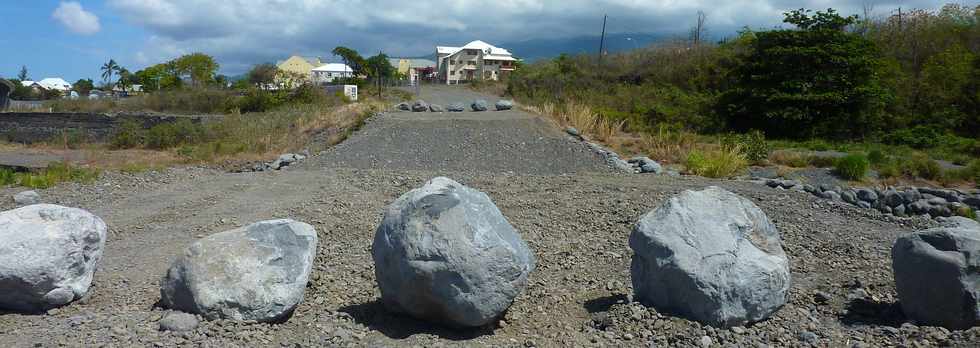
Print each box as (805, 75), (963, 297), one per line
(467, 61), (476, 66)
(450, 71), (456, 76)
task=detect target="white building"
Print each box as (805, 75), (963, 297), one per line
(311, 63), (354, 85)
(436, 40), (517, 84)
(37, 78), (72, 92)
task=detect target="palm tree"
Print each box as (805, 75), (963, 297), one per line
(101, 59), (119, 87)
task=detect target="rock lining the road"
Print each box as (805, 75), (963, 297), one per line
(160, 219), (318, 322)
(0, 204), (107, 312)
(13, 190), (41, 205)
(372, 177), (535, 327)
(892, 223), (980, 329)
(630, 187), (790, 327)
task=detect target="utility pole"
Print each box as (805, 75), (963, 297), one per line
(597, 14), (607, 66)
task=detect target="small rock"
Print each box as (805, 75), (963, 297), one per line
(159, 312), (199, 332)
(813, 291), (831, 305)
(799, 331), (819, 345)
(395, 102), (410, 111)
(447, 103), (465, 112)
(13, 190), (41, 205)
(565, 127), (580, 137)
(700, 336), (713, 347)
(411, 100), (429, 112)
(429, 104), (444, 112)
(856, 189), (878, 202)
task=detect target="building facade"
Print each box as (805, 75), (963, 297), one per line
(436, 40), (516, 84)
(311, 63), (354, 85)
(276, 56), (322, 81)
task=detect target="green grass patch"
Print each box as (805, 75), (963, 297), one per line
(835, 154), (870, 181)
(0, 163), (100, 189)
(685, 145), (748, 178)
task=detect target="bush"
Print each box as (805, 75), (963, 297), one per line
(110, 119), (145, 149)
(882, 125), (945, 149)
(144, 119), (208, 149)
(685, 145), (748, 178)
(867, 149), (888, 166)
(835, 154), (870, 180)
(722, 130), (769, 164)
(0, 163), (100, 189)
(904, 154), (942, 180)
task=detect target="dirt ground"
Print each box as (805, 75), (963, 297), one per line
(1, 86), (978, 347)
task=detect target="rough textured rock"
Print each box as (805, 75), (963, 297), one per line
(883, 189), (904, 208)
(13, 190), (41, 205)
(411, 100), (429, 112)
(629, 157), (663, 174)
(565, 127), (580, 137)
(0, 204), (107, 312)
(159, 312), (199, 332)
(447, 103), (465, 112)
(395, 102), (410, 111)
(629, 186), (791, 327)
(892, 225), (980, 329)
(857, 189), (878, 203)
(471, 100), (489, 112)
(160, 219), (318, 322)
(372, 177), (535, 328)
(495, 100), (514, 111)
(842, 190), (858, 205)
(429, 104), (444, 112)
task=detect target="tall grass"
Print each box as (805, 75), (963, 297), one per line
(0, 163), (100, 189)
(685, 144), (749, 178)
(523, 101), (625, 142)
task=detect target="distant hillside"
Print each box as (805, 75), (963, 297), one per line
(500, 33), (671, 62)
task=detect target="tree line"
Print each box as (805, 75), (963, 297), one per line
(508, 4), (979, 145)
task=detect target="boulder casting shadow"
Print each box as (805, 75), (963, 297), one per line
(337, 300), (497, 340)
(583, 294), (630, 314)
(839, 297), (905, 327)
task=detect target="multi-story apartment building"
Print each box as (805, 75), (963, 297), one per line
(436, 40), (517, 84)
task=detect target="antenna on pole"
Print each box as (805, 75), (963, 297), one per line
(598, 14), (607, 65)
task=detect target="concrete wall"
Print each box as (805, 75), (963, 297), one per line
(0, 112), (207, 144)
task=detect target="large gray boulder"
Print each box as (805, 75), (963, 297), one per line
(892, 225), (980, 329)
(630, 187), (791, 327)
(161, 219), (318, 322)
(372, 177), (535, 327)
(0, 204), (107, 312)
(495, 100), (514, 111)
(471, 100), (489, 112)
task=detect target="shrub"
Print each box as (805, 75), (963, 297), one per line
(722, 130), (770, 164)
(110, 119), (145, 149)
(769, 151), (810, 168)
(685, 145), (748, 178)
(904, 154), (942, 180)
(1, 163), (100, 189)
(867, 149), (887, 166)
(955, 206), (977, 220)
(835, 154), (870, 180)
(882, 125), (944, 149)
(144, 119), (208, 150)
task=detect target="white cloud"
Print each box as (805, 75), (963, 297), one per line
(107, 0), (951, 73)
(52, 1), (101, 35)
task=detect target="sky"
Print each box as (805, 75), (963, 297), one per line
(0, 0), (954, 83)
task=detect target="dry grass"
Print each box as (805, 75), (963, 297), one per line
(685, 144), (749, 178)
(523, 102), (625, 142)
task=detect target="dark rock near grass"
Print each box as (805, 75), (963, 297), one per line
(883, 189), (905, 208)
(630, 187), (790, 327)
(395, 103), (410, 111)
(372, 177), (535, 328)
(471, 100), (489, 112)
(857, 189), (878, 203)
(842, 190), (858, 205)
(411, 100), (429, 112)
(447, 103), (465, 112)
(892, 225), (980, 329)
(495, 100), (514, 111)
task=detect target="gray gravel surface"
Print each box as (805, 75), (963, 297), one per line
(2, 86), (979, 347)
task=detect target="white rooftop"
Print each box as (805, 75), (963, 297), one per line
(312, 63), (353, 72)
(38, 78), (72, 91)
(438, 40), (513, 57)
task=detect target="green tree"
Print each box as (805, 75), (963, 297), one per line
(101, 59), (120, 88)
(720, 9), (890, 139)
(332, 46), (366, 76)
(364, 53), (395, 79)
(72, 79), (95, 96)
(116, 67), (133, 92)
(247, 63), (279, 88)
(174, 53), (219, 87)
(17, 65), (28, 81)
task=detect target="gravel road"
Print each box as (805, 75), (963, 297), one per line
(1, 86), (978, 347)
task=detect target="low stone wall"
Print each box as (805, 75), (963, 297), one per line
(0, 112), (209, 144)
